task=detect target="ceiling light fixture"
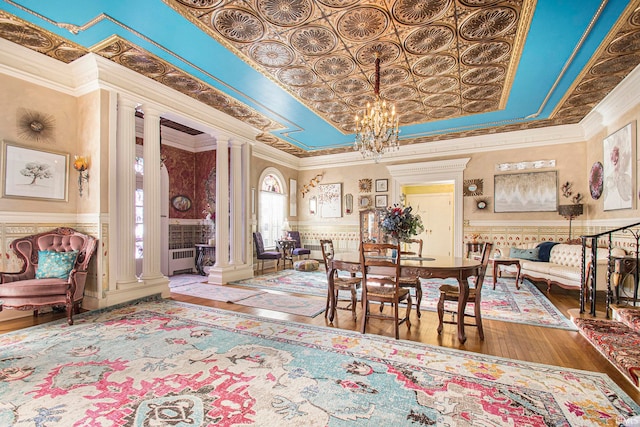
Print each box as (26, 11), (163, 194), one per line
(354, 53), (400, 163)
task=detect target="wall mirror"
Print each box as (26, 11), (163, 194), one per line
(344, 193), (353, 214)
(309, 196), (317, 215)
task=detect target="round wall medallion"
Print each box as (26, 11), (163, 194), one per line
(589, 161), (604, 200)
(171, 195), (192, 212)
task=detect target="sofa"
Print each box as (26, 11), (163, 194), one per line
(496, 242), (626, 293)
(0, 227), (98, 325)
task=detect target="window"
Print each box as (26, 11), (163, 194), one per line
(135, 156), (144, 261)
(259, 170), (286, 248)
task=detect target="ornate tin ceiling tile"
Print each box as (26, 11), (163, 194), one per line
(403, 25), (455, 55)
(336, 6), (389, 42)
(255, 0), (314, 27)
(313, 53), (356, 78)
(333, 76), (370, 95)
(315, 101), (349, 114)
(391, 0), (452, 26)
(459, 7), (518, 41)
(418, 76), (459, 93)
(249, 40), (296, 67)
(380, 85), (417, 101)
(298, 85), (335, 101)
(345, 93), (376, 109)
(423, 93), (460, 107)
(277, 66), (317, 86)
(412, 54), (457, 76)
(461, 41), (511, 65)
(212, 8), (265, 43)
(175, 0), (222, 8)
(289, 25), (337, 56)
(462, 66), (505, 84)
(315, 0), (359, 8)
(463, 84), (501, 100)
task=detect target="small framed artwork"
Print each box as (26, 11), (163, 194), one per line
(375, 194), (388, 208)
(375, 179), (388, 192)
(171, 195), (192, 212)
(2, 141), (68, 201)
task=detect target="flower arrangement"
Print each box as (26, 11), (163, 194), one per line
(379, 204), (424, 242)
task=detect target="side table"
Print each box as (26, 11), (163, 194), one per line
(610, 255), (639, 305)
(195, 244), (215, 276)
(492, 258), (521, 289)
(277, 239), (296, 269)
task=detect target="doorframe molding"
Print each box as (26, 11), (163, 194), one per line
(387, 158), (470, 257)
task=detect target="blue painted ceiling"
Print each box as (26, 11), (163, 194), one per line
(0, 0), (639, 157)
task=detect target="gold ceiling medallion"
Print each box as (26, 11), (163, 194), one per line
(354, 53), (399, 163)
(17, 109), (56, 143)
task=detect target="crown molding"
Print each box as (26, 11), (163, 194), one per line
(0, 38), (75, 93)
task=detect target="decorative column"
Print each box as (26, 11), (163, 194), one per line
(214, 137), (230, 269)
(115, 96), (139, 287)
(207, 136), (253, 284)
(229, 140), (243, 265)
(140, 104), (165, 283)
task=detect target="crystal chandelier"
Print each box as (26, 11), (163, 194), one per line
(354, 53), (400, 162)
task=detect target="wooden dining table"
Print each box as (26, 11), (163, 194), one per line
(327, 252), (481, 343)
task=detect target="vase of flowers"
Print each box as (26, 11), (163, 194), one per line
(379, 204), (424, 242)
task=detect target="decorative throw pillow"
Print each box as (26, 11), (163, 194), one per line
(35, 250), (79, 280)
(509, 247), (540, 261)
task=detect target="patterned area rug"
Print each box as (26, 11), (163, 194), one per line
(233, 293), (326, 317)
(229, 270), (577, 330)
(574, 316), (640, 387)
(171, 282), (265, 303)
(168, 273), (206, 288)
(0, 298), (636, 426)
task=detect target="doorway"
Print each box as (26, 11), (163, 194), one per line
(404, 187), (454, 256)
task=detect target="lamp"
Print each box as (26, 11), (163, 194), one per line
(282, 218), (291, 239)
(354, 53), (400, 163)
(73, 155), (89, 197)
(558, 203), (583, 241)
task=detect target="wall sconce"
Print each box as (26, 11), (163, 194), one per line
(73, 155), (89, 197)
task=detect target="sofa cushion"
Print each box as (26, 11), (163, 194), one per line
(520, 261), (552, 275)
(35, 250), (78, 280)
(536, 242), (559, 262)
(510, 247), (539, 261)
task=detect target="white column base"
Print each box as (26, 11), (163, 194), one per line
(206, 264), (254, 284)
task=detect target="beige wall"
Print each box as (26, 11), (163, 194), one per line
(0, 73), (79, 214)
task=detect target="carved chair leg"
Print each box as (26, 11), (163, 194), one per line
(436, 294), (444, 334)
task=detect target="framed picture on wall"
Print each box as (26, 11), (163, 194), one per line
(603, 122), (635, 211)
(375, 194), (388, 208)
(319, 183), (342, 218)
(375, 179), (388, 192)
(494, 171), (557, 212)
(1, 141), (68, 201)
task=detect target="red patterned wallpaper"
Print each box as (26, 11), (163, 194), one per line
(161, 145), (216, 220)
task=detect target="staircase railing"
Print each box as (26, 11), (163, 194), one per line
(580, 221), (640, 317)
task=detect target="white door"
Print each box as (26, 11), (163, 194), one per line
(405, 193), (453, 256)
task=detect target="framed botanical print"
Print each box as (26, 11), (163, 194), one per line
(2, 141), (68, 201)
(375, 179), (388, 192)
(375, 194), (388, 208)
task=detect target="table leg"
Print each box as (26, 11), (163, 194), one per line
(492, 261), (498, 289)
(457, 275), (468, 343)
(515, 263), (521, 289)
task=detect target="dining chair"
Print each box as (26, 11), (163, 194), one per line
(360, 242), (412, 339)
(320, 239), (361, 320)
(252, 232), (282, 274)
(437, 242), (493, 340)
(288, 231), (311, 260)
(399, 238), (424, 318)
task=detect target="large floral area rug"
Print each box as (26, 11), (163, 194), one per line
(170, 282), (266, 303)
(0, 298), (636, 426)
(228, 270), (576, 330)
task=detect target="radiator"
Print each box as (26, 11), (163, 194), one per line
(169, 248), (195, 275)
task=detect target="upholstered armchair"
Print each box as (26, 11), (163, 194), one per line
(287, 231), (310, 259)
(253, 232), (282, 273)
(0, 227), (98, 325)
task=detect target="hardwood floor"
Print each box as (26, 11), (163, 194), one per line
(2, 273), (639, 404)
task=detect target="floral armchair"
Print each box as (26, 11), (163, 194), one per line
(0, 227), (98, 325)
